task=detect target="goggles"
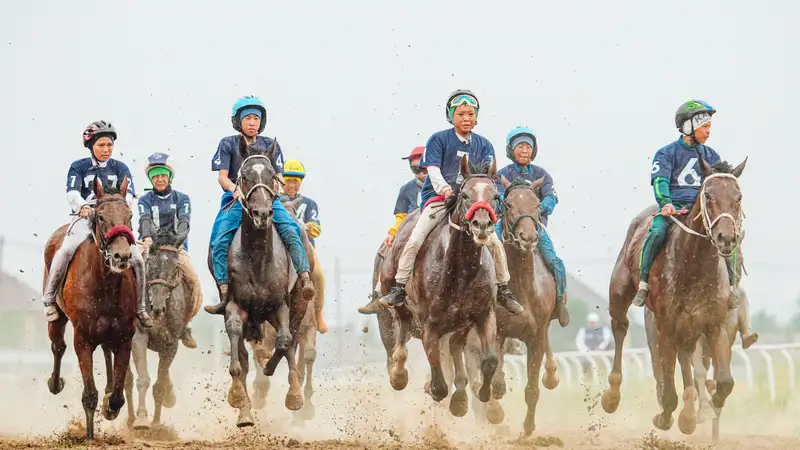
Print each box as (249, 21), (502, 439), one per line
(449, 94), (479, 109)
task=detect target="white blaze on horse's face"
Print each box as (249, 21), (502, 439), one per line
(699, 173), (743, 257)
(464, 180), (496, 244)
(239, 156), (276, 229)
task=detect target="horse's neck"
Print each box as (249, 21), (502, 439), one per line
(240, 213), (274, 259)
(445, 225), (485, 270)
(505, 245), (537, 297)
(671, 202), (720, 277)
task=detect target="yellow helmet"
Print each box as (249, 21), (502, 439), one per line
(283, 159), (306, 181)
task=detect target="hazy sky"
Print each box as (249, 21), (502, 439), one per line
(2, 0), (797, 327)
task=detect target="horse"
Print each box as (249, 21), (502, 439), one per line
(380, 156), (501, 417)
(463, 177), (560, 435)
(43, 177), (138, 440)
(206, 142), (315, 427)
(125, 229), (194, 430)
(602, 154), (748, 435)
(645, 285), (758, 432)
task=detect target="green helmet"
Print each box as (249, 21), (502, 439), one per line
(674, 99), (716, 130)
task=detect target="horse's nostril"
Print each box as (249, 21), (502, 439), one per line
(471, 220), (480, 228)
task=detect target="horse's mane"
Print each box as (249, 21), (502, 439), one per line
(237, 135), (276, 160)
(100, 180), (123, 196)
(442, 159), (497, 213)
(152, 230), (178, 248)
(711, 160), (734, 174)
(468, 159), (492, 176)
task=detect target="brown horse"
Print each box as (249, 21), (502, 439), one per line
(380, 156), (500, 416)
(602, 154), (747, 435)
(43, 177), (138, 440)
(464, 177), (560, 435)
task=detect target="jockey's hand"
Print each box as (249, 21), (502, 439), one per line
(660, 203), (677, 216)
(143, 237), (153, 248)
(383, 234), (395, 248)
(232, 188), (242, 201)
(442, 186), (454, 199)
(78, 205), (92, 219)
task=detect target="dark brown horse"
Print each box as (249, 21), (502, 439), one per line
(602, 154), (747, 435)
(380, 156), (500, 416)
(206, 142), (315, 427)
(465, 177), (560, 435)
(43, 177), (138, 440)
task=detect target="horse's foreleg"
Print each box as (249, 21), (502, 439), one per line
(47, 317), (68, 395)
(389, 311), (410, 391)
(422, 325), (447, 402)
(653, 335), (678, 431)
(235, 336), (255, 427)
(102, 339), (132, 423)
(299, 325), (318, 421)
(601, 289), (630, 414)
(151, 344), (178, 426)
(693, 339), (716, 424)
(522, 327), (546, 436)
(542, 330), (559, 390)
(102, 344), (113, 396)
(708, 325), (734, 409)
(677, 346), (698, 435)
(448, 329), (469, 417)
(264, 302), (292, 376)
(74, 332), (98, 440)
(645, 308), (664, 408)
(491, 335), (507, 399)
(131, 332), (151, 429)
(125, 365), (134, 427)
(284, 337), (303, 411)
(477, 308), (498, 404)
(224, 302), (248, 411)
(464, 333), (485, 423)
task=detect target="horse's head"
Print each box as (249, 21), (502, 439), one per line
(499, 175), (544, 252)
(145, 231), (186, 318)
(92, 177), (135, 273)
(696, 152), (748, 257)
(450, 156), (501, 245)
(237, 141), (279, 229)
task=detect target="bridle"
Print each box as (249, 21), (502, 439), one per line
(235, 154), (279, 219)
(446, 173), (500, 233)
(92, 195), (135, 264)
(500, 182), (542, 247)
(668, 172), (744, 257)
(146, 245), (182, 290)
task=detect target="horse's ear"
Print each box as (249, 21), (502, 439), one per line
(460, 155), (469, 180)
(697, 150), (714, 178)
(488, 157), (497, 180)
(119, 176), (130, 197)
(94, 177), (106, 199)
(499, 175), (511, 190)
(532, 176), (545, 190)
(731, 156), (748, 178)
(174, 230), (189, 249)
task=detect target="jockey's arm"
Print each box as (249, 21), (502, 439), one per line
(66, 165), (89, 214)
(650, 149), (674, 207)
(426, 166), (451, 195)
(137, 197), (156, 239)
(574, 328), (589, 352)
(653, 177), (672, 207)
(539, 171), (558, 217)
(217, 169), (237, 194)
(388, 213), (407, 236)
(176, 194), (191, 234)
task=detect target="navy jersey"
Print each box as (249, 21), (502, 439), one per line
(497, 163), (558, 226)
(394, 179), (422, 214)
(138, 190), (191, 235)
(281, 194), (320, 245)
(583, 326), (608, 351)
(419, 128), (495, 208)
(211, 135), (285, 188)
(66, 158), (136, 209)
(650, 138), (721, 204)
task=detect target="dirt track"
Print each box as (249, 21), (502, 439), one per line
(2, 354), (799, 449)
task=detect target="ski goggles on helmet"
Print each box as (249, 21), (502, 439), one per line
(449, 94), (479, 109)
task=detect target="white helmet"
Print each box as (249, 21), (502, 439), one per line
(587, 312), (600, 324)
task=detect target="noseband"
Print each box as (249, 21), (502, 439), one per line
(448, 173), (500, 232)
(92, 195), (135, 261)
(500, 183), (541, 244)
(236, 155), (278, 219)
(146, 245), (182, 290)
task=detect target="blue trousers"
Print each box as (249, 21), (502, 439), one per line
(209, 192), (310, 284)
(496, 220), (567, 301)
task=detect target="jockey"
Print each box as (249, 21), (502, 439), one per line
(42, 121), (153, 328)
(138, 152), (199, 348)
(357, 145), (427, 315)
(575, 312), (612, 352)
(280, 159), (321, 247)
(378, 89), (524, 314)
(496, 126), (570, 327)
(632, 100), (740, 308)
(278, 159), (329, 333)
(204, 96), (313, 315)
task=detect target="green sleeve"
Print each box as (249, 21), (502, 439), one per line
(653, 176), (672, 207)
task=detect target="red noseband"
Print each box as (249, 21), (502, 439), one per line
(104, 225), (135, 246)
(465, 201), (497, 223)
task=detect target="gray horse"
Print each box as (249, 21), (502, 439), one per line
(125, 230), (192, 429)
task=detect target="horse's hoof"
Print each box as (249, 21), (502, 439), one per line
(301, 400), (316, 421)
(227, 379), (250, 410)
(285, 390), (304, 411)
(390, 368), (408, 391)
(449, 390), (469, 417)
(236, 409), (255, 428)
(678, 406), (697, 435)
(705, 379), (717, 395)
(430, 382), (448, 402)
(252, 391), (267, 410)
(161, 386), (176, 409)
(601, 390), (620, 414)
(542, 372), (560, 390)
(491, 379), (507, 399)
(102, 394), (120, 421)
(48, 376), (65, 395)
(276, 334), (292, 352)
(652, 413), (674, 431)
(742, 333), (759, 350)
(133, 416), (151, 430)
(477, 383), (491, 403)
(486, 398), (504, 425)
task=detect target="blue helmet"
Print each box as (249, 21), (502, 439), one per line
(505, 126), (538, 162)
(230, 95), (267, 133)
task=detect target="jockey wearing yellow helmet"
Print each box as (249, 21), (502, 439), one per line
(280, 159), (321, 246)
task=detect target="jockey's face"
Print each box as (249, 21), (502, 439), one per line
(452, 105), (477, 135)
(513, 142), (533, 166)
(284, 178), (301, 197)
(92, 136), (114, 162)
(151, 174), (170, 192)
(410, 158), (428, 183)
(241, 114), (261, 138)
(693, 122), (712, 144)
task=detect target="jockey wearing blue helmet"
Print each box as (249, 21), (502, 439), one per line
(205, 95), (313, 315)
(496, 126), (570, 327)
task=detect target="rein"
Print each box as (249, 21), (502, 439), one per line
(443, 173), (500, 233)
(666, 172), (744, 257)
(233, 154), (278, 219)
(92, 196), (135, 257)
(501, 183), (541, 244)
(146, 245), (182, 289)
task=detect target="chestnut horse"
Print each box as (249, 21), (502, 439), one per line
(380, 156), (500, 416)
(602, 154), (747, 435)
(465, 177), (560, 435)
(43, 177), (138, 440)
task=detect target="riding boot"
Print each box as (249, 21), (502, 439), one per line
(298, 272), (316, 300)
(552, 293), (570, 327)
(204, 284), (229, 315)
(132, 250), (154, 329)
(497, 284), (524, 314)
(724, 253), (739, 310)
(180, 327), (197, 349)
(379, 283), (407, 308)
(358, 297), (383, 314)
(42, 246), (73, 322)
